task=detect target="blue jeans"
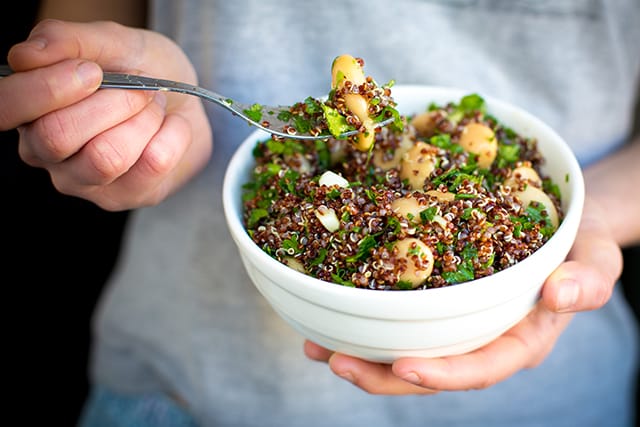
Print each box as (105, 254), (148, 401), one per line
(78, 385), (198, 427)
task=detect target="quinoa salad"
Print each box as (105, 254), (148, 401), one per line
(241, 59), (562, 291)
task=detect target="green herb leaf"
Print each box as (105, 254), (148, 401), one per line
(543, 178), (562, 201)
(310, 248), (328, 267)
(321, 104), (354, 138)
(315, 139), (331, 170)
(419, 206), (438, 223)
(396, 280), (413, 290)
(442, 260), (475, 284)
(244, 104), (263, 123)
(458, 93), (486, 115)
(346, 234), (378, 263)
(496, 143), (520, 168)
(282, 233), (302, 254)
(278, 169), (300, 194)
(247, 208), (269, 228)
(430, 134), (464, 154)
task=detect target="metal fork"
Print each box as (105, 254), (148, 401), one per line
(0, 64), (392, 140)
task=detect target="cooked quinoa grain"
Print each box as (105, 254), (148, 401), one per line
(242, 94), (563, 290)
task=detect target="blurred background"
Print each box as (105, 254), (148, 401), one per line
(1, 2), (129, 424)
(2, 3), (638, 425)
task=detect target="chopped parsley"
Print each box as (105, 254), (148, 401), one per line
(496, 143), (520, 168)
(243, 103), (263, 123)
(419, 206), (438, 223)
(320, 104), (354, 138)
(442, 260), (475, 284)
(448, 93), (486, 123)
(346, 234), (379, 263)
(282, 233), (302, 254)
(430, 134), (464, 154)
(442, 244), (477, 284)
(241, 90), (563, 291)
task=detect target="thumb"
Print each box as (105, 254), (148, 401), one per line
(542, 197), (622, 313)
(8, 19), (194, 81)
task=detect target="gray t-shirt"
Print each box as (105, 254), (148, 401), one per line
(90, 1), (640, 426)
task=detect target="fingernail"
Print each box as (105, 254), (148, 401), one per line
(153, 91), (167, 108)
(75, 61), (100, 87)
(556, 279), (579, 312)
(25, 37), (47, 50)
(402, 372), (421, 384)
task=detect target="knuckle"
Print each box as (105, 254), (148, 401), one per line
(34, 18), (65, 32)
(142, 142), (176, 176)
(97, 20), (122, 32)
(119, 90), (152, 116)
(49, 172), (82, 199)
(35, 111), (79, 161)
(38, 69), (68, 104)
(87, 137), (130, 183)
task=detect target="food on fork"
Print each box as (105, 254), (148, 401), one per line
(279, 54), (401, 146)
(326, 54), (400, 151)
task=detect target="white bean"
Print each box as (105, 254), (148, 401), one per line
(391, 196), (424, 221)
(505, 165), (541, 188)
(315, 205), (341, 232)
(425, 190), (455, 202)
(400, 141), (436, 190)
(372, 135), (413, 170)
(514, 185), (559, 229)
(394, 238), (434, 288)
(319, 170), (349, 188)
(410, 111), (438, 137)
(458, 122), (498, 168)
(331, 56), (375, 152)
(331, 54), (366, 88)
(345, 93), (375, 151)
(283, 257), (306, 274)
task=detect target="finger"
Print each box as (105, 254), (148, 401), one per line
(303, 340), (334, 362)
(79, 111), (192, 211)
(19, 85), (155, 166)
(567, 202), (623, 285)
(50, 92), (167, 189)
(0, 59), (102, 130)
(8, 19), (190, 82)
(542, 198), (621, 313)
(8, 20), (146, 73)
(542, 259), (616, 313)
(391, 306), (573, 391)
(328, 353), (438, 395)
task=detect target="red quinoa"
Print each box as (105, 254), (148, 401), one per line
(242, 94), (562, 290)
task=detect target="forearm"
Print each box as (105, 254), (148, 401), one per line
(583, 135), (640, 248)
(38, 0), (147, 27)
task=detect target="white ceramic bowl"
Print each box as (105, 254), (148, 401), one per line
(223, 85), (584, 363)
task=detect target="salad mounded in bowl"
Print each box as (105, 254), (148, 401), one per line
(241, 76), (563, 291)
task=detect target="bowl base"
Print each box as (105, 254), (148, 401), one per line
(276, 307), (516, 363)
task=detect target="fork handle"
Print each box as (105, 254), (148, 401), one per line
(0, 64), (173, 90)
(0, 64), (213, 93)
(0, 64), (12, 77)
(0, 64), (235, 111)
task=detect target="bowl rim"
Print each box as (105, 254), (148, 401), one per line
(223, 84), (585, 319)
